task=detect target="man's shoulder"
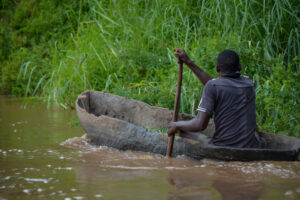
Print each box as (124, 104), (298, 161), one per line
(240, 75), (254, 85)
(206, 78), (221, 85)
(206, 78), (224, 86)
(208, 76), (254, 87)
(240, 75), (252, 81)
(204, 79), (218, 89)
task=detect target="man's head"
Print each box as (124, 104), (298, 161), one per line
(216, 50), (241, 74)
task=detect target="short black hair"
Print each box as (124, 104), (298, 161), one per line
(216, 50), (241, 73)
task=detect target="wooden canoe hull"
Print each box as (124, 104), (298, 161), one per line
(76, 91), (300, 161)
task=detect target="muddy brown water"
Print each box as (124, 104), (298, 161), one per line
(0, 96), (299, 200)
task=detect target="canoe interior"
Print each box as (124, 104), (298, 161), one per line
(77, 91), (215, 136)
(77, 91), (300, 153)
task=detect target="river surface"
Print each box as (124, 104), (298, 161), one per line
(0, 96), (299, 200)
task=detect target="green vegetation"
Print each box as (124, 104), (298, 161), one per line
(1, 0), (299, 136)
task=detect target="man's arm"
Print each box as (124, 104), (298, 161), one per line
(167, 111), (210, 136)
(174, 49), (213, 85)
(185, 60), (213, 85)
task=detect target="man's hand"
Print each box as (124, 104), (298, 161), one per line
(174, 49), (191, 64)
(174, 48), (212, 85)
(167, 122), (179, 136)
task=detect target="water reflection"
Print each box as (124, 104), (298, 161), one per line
(166, 168), (217, 200)
(166, 167), (264, 200)
(212, 178), (264, 200)
(64, 136), (300, 200)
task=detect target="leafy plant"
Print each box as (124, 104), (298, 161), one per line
(1, 0), (299, 136)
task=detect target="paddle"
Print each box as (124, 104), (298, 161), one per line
(167, 59), (183, 157)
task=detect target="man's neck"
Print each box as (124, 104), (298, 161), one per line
(219, 71), (241, 78)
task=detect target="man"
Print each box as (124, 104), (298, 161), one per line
(167, 49), (259, 148)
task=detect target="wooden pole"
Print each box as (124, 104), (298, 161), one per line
(167, 61), (183, 157)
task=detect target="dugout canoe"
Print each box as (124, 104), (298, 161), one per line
(76, 90), (300, 161)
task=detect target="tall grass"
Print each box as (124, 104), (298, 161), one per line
(1, 0), (299, 136)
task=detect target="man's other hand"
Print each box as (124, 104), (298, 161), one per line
(174, 49), (191, 64)
(167, 122), (179, 136)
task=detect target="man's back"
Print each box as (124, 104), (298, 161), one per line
(198, 75), (259, 148)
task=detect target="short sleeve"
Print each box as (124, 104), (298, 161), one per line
(197, 81), (216, 116)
